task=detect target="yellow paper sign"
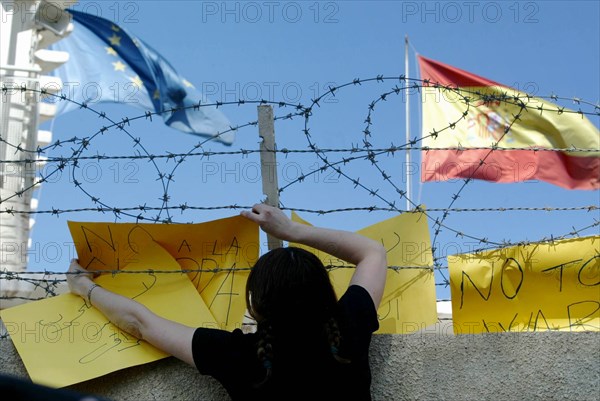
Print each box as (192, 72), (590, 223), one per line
(0, 227), (217, 388)
(290, 210), (437, 334)
(448, 236), (600, 334)
(67, 216), (259, 330)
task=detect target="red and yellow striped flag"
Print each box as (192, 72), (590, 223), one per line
(418, 56), (599, 190)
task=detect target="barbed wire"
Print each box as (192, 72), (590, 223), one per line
(0, 264), (435, 312)
(0, 265), (434, 278)
(1, 146), (598, 167)
(1, 75), (598, 308)
(292, 77), (598, 285)
(2, 78), (598, 156)
(2, 204), (597, 217)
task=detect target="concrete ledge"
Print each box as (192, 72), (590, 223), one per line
(1, 325), (598, 401)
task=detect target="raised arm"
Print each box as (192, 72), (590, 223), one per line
(241, 204), (387, 308)
(66, 259), (196, 366)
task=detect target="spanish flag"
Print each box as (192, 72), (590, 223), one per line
(418, 56), (599, 190)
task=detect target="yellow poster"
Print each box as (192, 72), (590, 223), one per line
(67, 215), (259, 330)
(0, 227), (217, 388)
(290, 210), (437, 334)
(449, 236), (600, 334)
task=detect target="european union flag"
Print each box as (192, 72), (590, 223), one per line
(49, 10), (234, 144)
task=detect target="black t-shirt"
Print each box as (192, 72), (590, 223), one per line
(192, 285), (379, 401)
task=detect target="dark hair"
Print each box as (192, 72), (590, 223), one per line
(246, 247), (337, 323)
(246, 247), (349, 387)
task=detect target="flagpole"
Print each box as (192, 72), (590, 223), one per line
(405, 34), (411, 211)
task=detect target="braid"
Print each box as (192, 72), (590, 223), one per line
(326, 317), (351, 364)
(254, 322), (274, 388)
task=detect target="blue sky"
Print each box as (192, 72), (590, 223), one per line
(31, 1), (599, 302)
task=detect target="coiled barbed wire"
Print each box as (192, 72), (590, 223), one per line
(1, 76), (598, 307)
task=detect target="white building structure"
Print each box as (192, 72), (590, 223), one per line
(1, 0), (73, 306)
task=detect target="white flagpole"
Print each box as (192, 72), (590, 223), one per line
(405, 34), (411, 211)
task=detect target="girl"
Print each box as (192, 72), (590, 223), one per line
(68, 204), (387, 400)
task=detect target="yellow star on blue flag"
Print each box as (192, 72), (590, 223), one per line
(48, 10), (234, 145)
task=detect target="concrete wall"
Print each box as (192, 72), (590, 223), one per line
(1, 322), (598, 401)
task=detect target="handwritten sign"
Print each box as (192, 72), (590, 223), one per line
(1, 216), (258, 388)
(290, 210), (437, 334)
(68, 215), (259, 330)
(0, 227), (217, 388)
(448, 236), (600, 334)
